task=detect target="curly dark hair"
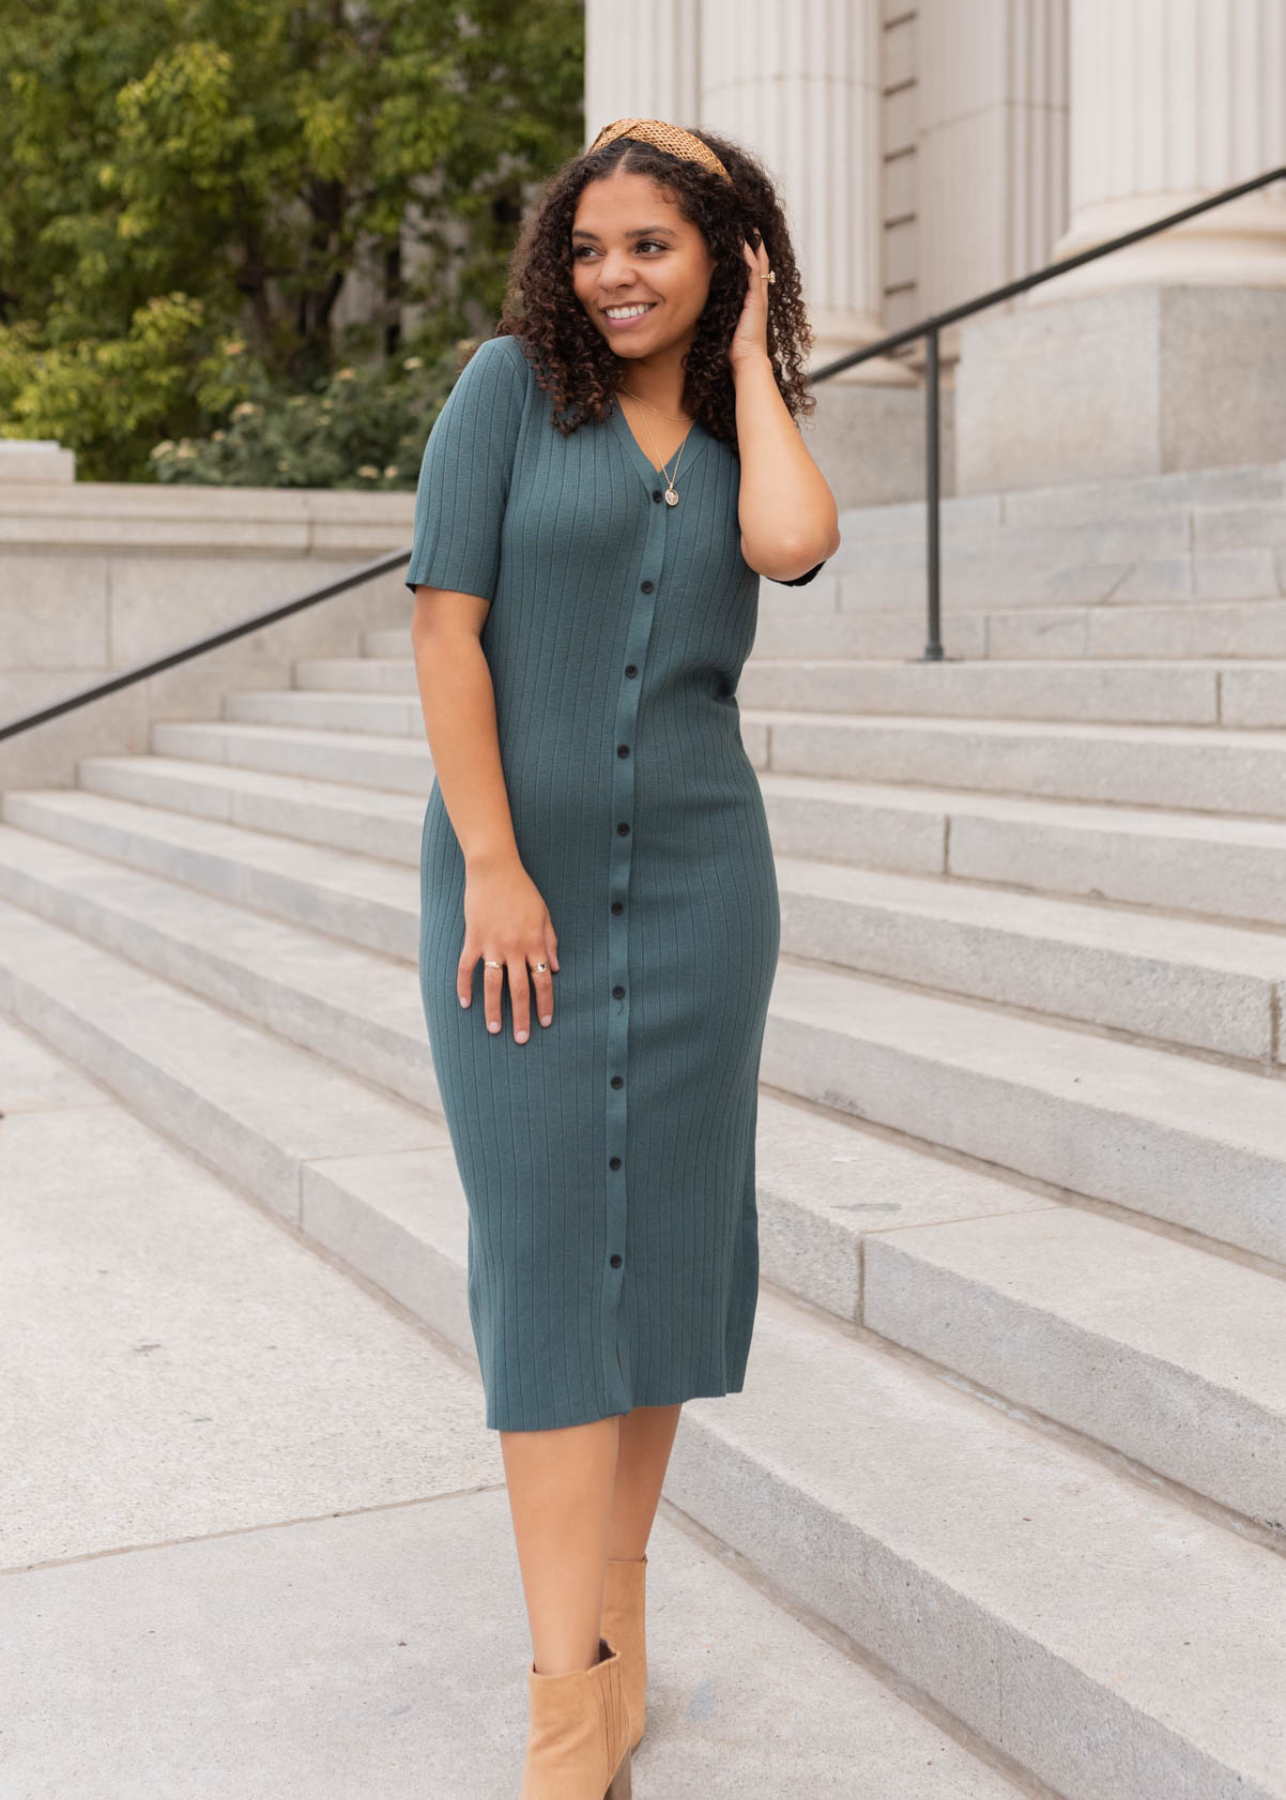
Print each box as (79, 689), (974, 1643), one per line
(483, 126), (816, 455)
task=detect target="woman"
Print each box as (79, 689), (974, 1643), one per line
(407, 116), (840, 1797)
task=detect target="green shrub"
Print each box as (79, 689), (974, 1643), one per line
(150, 337), (473, 488)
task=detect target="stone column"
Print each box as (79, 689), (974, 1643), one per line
(916, 0), (1070, 315)
(1037, 0), (1286, 300)
(697, 0), (902, 381)
(954, 0), (1286, 489)
(585, 1), (702, 149)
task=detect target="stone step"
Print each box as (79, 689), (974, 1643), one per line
(0, 812), (1018, 1336)
(981, 596), (1286, 661)
(296, 656), (440, 693)
(0, 897), (441, 1222)
(1, 898), (1283, 1800)
(370, 596), (1286, 663)
(224, 686), (424, 736)
(151, 717), (431, 792)
(763, 956), (1286, 1267)
(207, 691), (1286, 822)
(834, 456), (1286, 538)
(772, 853), (1286, 1062)
(160, 698), (1286, 824)
(744, 709), (1286, 818)
(667, 1284), (1286, 1800)
(5, 783), (1283, 1268)
(12, 815), (1282, 1533)
(831, 497), (1286, 572)
(292, 1146), (1286, 1800)
(745, 658), (1286, 726)
(0, 816), (1028, 1339)
(861, 1198), (1286, 1536)
(0, 820), (436, 1112)
(80, 748), (1286, 931)
(820, 547), (1280, 611)
(830, 508), (1192, 569)
(225, 676), (1282, 752)
(2, 824), (1283, 1540)
(0, 786), (422, 961)
(80, 752), (426, 862)
(761, 771), (1286, 927)
(298, 653), (1286, 727)
(201, 1100), (1286, 1800)
(11, 782), (1283, 1063)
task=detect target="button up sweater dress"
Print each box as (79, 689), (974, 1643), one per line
(406, 331), (827, 1433)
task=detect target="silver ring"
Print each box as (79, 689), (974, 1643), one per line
(529, 961), (549, 973)
(483, 959), (503, 969)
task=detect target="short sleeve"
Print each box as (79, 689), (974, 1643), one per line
(769, 559), (827, 587)
(404, 335), (528, 599)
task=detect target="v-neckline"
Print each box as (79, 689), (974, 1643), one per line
(609, 395), (711, 497)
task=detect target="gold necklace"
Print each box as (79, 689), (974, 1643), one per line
(619, 387), (689, 423)
(619, 389), (691, 506)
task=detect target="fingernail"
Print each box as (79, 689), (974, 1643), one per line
(540, 1014), (552, 1027)
(516, 1030), (529, 1043)
(488, 1020), (500, 1033)
(459, 995), (468, 1007)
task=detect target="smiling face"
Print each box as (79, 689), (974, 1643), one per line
(570, 169), (716, 361)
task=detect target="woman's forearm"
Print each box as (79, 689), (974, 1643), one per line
(411, 618), (523, 873)
(732, 352), (841, 579)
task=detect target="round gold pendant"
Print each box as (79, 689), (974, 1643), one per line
(665, 488), (679, 506)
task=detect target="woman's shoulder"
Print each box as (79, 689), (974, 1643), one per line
(468, 330), (539, 391)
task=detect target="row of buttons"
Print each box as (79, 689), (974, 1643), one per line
(600, 579), (661, 1276)
(602, 553), (672, 1329)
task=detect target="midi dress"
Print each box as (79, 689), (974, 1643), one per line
(406, 331), (827, 1433)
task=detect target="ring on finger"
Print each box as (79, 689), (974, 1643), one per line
(528, 960), (549, 973)
(484, 959), (503, 969)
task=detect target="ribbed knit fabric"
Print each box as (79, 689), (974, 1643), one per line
(407, 332), (827, 1432)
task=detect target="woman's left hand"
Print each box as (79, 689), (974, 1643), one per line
(729, 230), (773, 369)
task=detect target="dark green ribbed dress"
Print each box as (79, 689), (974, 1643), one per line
(406, 331), (826, 1432)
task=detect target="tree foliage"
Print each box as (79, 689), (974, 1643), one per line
(0, 0), (583, 479)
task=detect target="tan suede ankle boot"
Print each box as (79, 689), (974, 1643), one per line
(600, 1554), (648, 1752)
(518, 1635), (632, 1799)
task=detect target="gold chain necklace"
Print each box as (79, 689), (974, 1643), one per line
(619, 388), (691, 507)
(619, 387), (689, 422)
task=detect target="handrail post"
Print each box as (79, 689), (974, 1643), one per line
(919, 323), (944, 662)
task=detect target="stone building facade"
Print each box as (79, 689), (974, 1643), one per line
(586, 0), (1286, 496)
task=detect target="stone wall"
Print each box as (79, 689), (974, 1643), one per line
(0, 481), (416, 791)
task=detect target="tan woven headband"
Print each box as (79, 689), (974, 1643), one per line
(586, 117), (733, 185)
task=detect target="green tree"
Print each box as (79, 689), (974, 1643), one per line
(0, 0), (583, 479)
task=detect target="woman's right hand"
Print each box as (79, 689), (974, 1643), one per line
(458, 855), (560, 1043)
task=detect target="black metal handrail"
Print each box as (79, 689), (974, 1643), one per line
(810, 162), (1286, 660)
(3, 160), (1284, 741)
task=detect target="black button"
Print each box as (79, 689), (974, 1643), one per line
(609, 1156), (622, 1170)
(617, 744), (630, 758)
(610, 1253), (623, 1267)
(611, 901), (624, 914)
(641, 580), (654, 593)
(617, 821), (630, 835)
(625, 664), (638, 678)
(652, 489), (663, 503)
(611, 1075), (623, 1089)
(612, 984), (625, 998)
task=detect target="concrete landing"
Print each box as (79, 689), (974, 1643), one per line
(0, 1017), (1029, 1799)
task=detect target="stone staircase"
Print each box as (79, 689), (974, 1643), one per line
(2, 454), (1286, 1799)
